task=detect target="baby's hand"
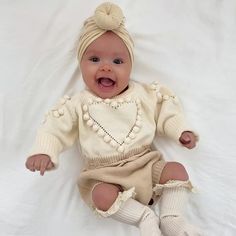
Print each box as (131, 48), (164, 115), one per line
(179, 131), (197, 149)
(25, 154), (54, 176)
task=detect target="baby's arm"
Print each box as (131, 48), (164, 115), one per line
(25, 154), (54, 176)
(154, 84), (198, 146)
(26, 95), (78, 173)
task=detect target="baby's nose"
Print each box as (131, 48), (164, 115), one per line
(99, 64), (112, 72)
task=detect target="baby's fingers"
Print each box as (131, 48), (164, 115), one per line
(183, 141), (196, 149)
(25, 158), (36, 172)
(40, 159), (49, 176)
(40, 160), (54, 176)
(46, 161), (54, 170)
(34, 158), (43, 171)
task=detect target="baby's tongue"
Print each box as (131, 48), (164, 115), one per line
(100, 78), (114, 87)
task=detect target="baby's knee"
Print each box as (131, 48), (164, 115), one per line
(92, 183), (120, 211)
(159, 162), (189, 184)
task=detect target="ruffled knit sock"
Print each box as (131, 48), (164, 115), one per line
(111, 198), (162, 236)
(155, 180), (201, 236)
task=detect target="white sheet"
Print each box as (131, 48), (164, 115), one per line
(1, 0), (236, 235)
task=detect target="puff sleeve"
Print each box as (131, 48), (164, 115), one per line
(28, 95), (78, 166)
(152, 83), (198, 143)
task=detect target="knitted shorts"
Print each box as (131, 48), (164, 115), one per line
(78, 148), (166, 215)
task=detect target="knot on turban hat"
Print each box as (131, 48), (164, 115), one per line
(77, 2), (134, 66)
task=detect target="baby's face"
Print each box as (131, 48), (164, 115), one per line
(80, 31), (132, 99)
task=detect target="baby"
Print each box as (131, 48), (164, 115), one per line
(26, 2), (201, 236)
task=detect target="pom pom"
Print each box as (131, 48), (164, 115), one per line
(94, 2), (124, 30)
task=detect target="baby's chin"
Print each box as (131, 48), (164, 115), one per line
(95, 86), (129, 99)
(94, 91), (118, 99)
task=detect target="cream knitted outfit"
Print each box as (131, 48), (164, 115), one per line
(30, 81), (195, 166)
(29, 80), (197, 206)
(29, 79), (199, 235)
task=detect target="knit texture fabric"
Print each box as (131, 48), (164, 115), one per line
(77, 2), (134, 65)
(28, 81), (198, 168)
(111, 198), (162, 236)
(157, 180), (202, 236)
(78, 149), (165, 207)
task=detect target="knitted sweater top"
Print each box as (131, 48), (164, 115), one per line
(29, 80), (197, 169)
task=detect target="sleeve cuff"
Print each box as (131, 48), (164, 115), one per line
(28, 132), (63, 167)
(164, 115), (199, 143)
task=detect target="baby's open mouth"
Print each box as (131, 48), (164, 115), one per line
(97, 77), (116, 87)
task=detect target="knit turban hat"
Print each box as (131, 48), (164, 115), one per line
(77, 2), (134, 66)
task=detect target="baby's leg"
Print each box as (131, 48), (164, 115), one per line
(92, 183), (162, 236)
(92, 182), (121, 211)
(159, 162), (189, 184)
(153, 162), (201, 236)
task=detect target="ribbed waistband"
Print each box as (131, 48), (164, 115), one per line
(82, 145), (152, 170)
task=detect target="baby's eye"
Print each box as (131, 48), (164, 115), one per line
(89, 57), (100, 62)
(113, 58), (123, 64)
